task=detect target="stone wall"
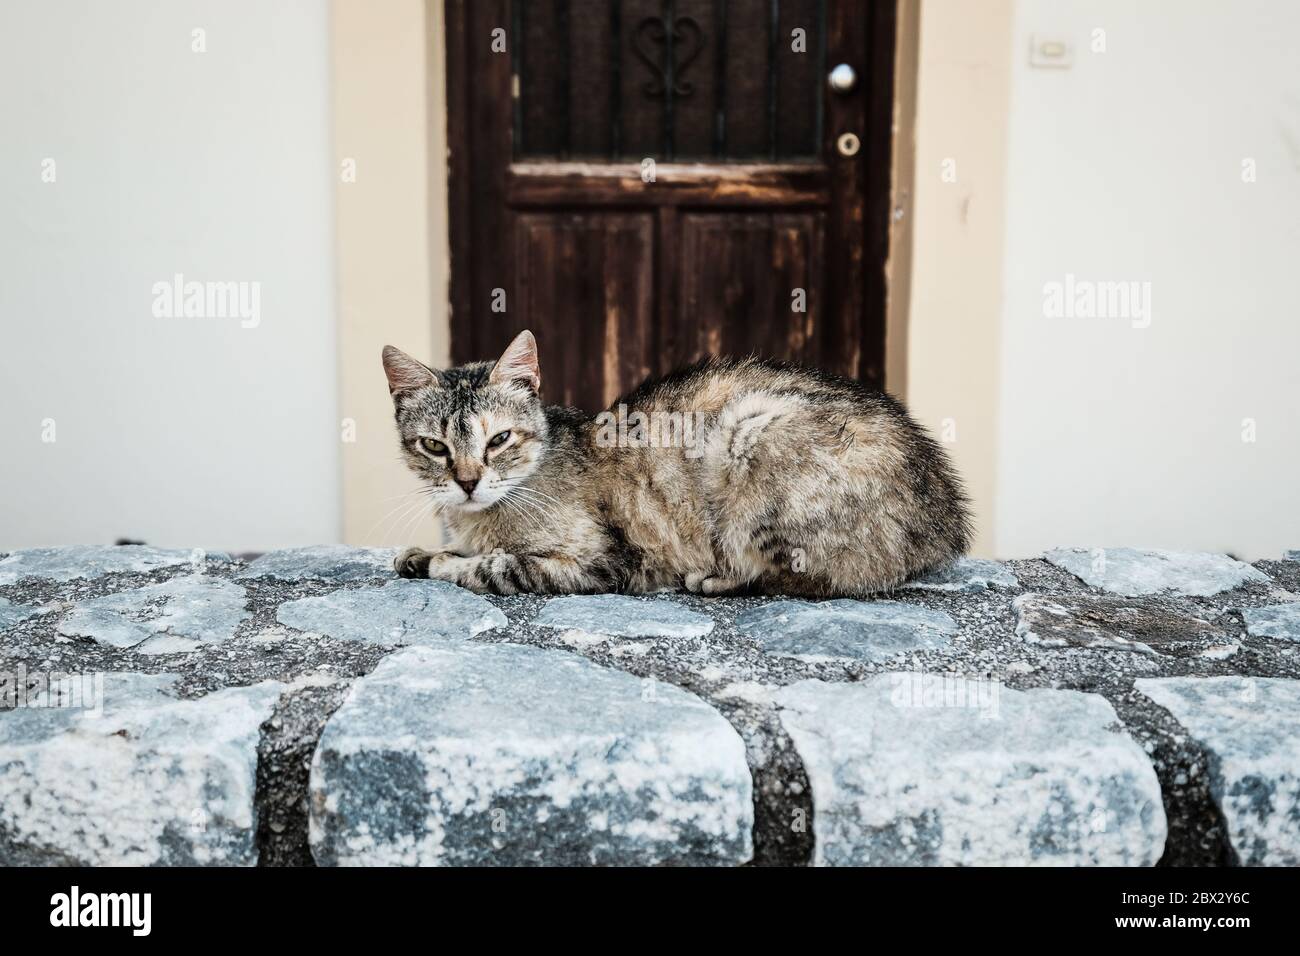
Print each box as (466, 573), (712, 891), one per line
(2, 545), (1298, 866)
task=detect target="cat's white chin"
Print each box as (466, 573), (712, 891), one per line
(453, 488), (507, 512)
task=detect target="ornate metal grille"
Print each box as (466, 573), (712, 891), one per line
(511, 0), (827, 161)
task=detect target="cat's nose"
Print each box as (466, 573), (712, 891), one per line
(455, 477), (479, 498)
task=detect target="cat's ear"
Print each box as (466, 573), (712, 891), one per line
(381, 346), (436, 397)
(489, 329), (541, 393)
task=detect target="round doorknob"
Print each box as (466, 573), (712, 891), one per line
(827, 63), (857, 93)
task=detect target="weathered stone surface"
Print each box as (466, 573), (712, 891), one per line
(533, 594), (713, 639)
(57, 575), (250, 654)
(1014, 592), (1225, 656)
(1285, 550), (1300, 561)
(0, 545), (201, 585)
(277, 579), (505, 646)
(0, 673), (283, 865)
(8, 544), (1299, 868)
(1135, 677), (1300, 865)
(904, 557), (1018, 592)
(0, 597), (40, 631)
(1243, 603), (1300, 643)
(736, 599), (956, 662)
(1045, 548), (1267, 597)
(236, 545), (397, 582)
(310, 644), (752, 866)
(775, 675), (1166, 865)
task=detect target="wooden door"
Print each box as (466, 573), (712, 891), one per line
(446, 0), (896, 412)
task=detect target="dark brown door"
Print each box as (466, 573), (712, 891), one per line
(446, 0), (896, 411)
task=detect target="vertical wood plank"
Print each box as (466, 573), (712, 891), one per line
(859, 0), (897, 389)
(775, 210), (824, 365)
(568, 0), (616, 158)
(619, 0), (667, 160)
(723, 0), (771, 158)
(470, 0), (516, 361)
(604, 220), (656, 405)
(670, 0), (720, 160)
(776, 0), (820, 158)
(519, 0), (565, 157)
(654, 205), (681, 376)
(445, 0), (474, 359)
(820, 0), (866, 381)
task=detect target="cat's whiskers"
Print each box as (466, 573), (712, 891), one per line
(369, 485), (449, 545)
(495, 497), (539, 531)
(496, 486), (545, 519)
(375, 485), (443, 504)
(386, 495), (442, 544)
(498, 483), (562, 517)
(510, 486), (564, 509)
(394, 502), (437, 546)
(496, 488), (556, 529)
(363, 492), (430, 543)
(394, 489), (448, 545)
(497, 478), (565, 511)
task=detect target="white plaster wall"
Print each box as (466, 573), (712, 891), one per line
(995, 0), (1300, 559)
(0, 0), (338, 550)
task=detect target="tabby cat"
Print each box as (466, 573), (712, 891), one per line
(382, 330), (971, 596)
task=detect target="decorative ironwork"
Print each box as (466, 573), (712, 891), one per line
(510, 0), (827, 161)
(632, 15), (704, 99)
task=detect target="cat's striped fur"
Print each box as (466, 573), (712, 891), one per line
(382, 330), (971, 596)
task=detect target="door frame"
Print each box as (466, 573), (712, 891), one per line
(443, 0), (898, 390)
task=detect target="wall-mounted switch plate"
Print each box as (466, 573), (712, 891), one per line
(1029, 34), (1074, 69)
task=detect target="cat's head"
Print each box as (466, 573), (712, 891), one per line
(382, 330), (548, 512)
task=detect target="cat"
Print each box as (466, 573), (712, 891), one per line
(382, 330), (971, 597)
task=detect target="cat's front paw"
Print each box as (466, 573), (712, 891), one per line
(394, 547), (435, 579)
(684, 572), (745, 596)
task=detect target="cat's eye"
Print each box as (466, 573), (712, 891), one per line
(487, 430), (511, 449)
(419, 437), (448, 457)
